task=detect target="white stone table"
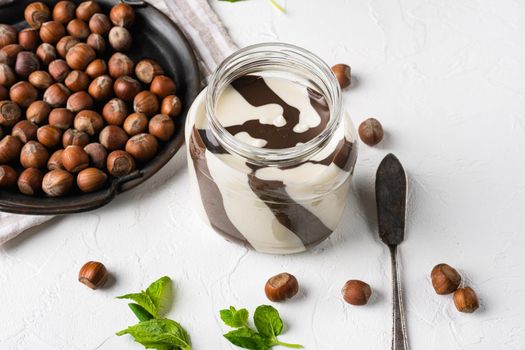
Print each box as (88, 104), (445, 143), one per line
(1, 0), (525, 348)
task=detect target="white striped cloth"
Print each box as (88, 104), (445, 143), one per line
(0, 0), (237, 245)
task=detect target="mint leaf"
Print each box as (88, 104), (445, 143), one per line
(220, 306), (249, 328)
(221, 305), (302, 349)
(146, 276), (172, 315)
(117, 276), (172, 319)
(128, 303), (154, 322)
(117, 292), (158, 318)
(116, 319), (191, 350)
(224, 327), (268, 350)
(253, 305), (283, 338)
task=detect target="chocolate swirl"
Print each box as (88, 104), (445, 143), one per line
(224, 75), (330, 149)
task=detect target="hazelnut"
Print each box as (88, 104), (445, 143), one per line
(161, 95), (182, 118)
(20, 141), (49, 169)
(342, 280), (372, 306)
(53, 1), (77, 24)
(0, 86), (6, 101)
(85, 59), (107, 78)
(135, 59), (164, 84)
(26, 100), (51, 125)
(61, 145), (89, 173)
(99, 125), (128, 151)
(15, 51), (40, 78)
(49, 108), (74, 130)
(86, 33), (105, 54)
(77, 167), (107, 192)
(29, 71), (54, 90)
(431, 263), (461, 295)
(18, 28), (41, 51)
(67, 91), (94, 113)
(102, 98), (128, 125)
(106, 150), (135, 177)
(40, 21), (66, 44)
(0, 165), (17, 188)
(108, 52), (133, 78)
(108, 27), (132, 52)
(114, 76), (141, 102)
(123, 112), (148, 136)
(47, 149), (64, 170)
(78, 261), (108, 289)
(56, 36), (79, 58)
(0, 100), (22, 127)
(88, 75), (113, 102)
(331, 63), (351, 89)
(66, 43), (95, 70)
(453, 287), (479, 313)
(62, 128), (89, 148)
(0, 63), (16, 87)
(44, 83), (71, 107)
(110, 3), (135, 28)
(150, 75), (176, 98)
(37, 125), (62, 148)
(10, 81), (38, 107)
(133, 91), (159, 117)
(12, 120), (38, 143)
(65, 70), (90, 92)
(42, 168), (73, 196)
(84, 142), (107, 169)
(0, 44), (23, 66)
(24, 2), (51, 29)
(358, 118), (383, 146)
(0, 135), (22, 164)
(0, 24), (17, 49)
(149, 114), (175, 142)
(125, 133), (158, 162)
(74, 110), (104, 136)
(67, 19), (90, 40)
(17, 167), (43, 195)
(264, 272), (299, 302)
(89, 14), (111, 35)
(76, 1), (102, 22)
(36, 43), (57, 65)
(49, 59), (71, 82)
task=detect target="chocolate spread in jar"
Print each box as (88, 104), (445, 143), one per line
(186, 75), (357, 254)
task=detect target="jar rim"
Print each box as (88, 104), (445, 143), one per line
(205, 42), (342, 166)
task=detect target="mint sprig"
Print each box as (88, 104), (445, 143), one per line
(116, 276), (191, 350)
(220, 305), (302, 349)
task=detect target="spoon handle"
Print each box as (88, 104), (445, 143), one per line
(390, 245), (409, 350)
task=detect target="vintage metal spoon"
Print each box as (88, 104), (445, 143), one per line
(376, 153), (409, 350)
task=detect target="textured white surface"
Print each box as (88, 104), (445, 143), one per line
(2, 0), (525, 348)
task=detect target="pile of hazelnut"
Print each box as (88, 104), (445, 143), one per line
(0, 1), (182, 197)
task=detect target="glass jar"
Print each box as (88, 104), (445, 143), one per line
(185, 43), (358, 254)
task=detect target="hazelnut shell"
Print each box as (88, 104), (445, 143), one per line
(453, 287), (479, 313)
(264, 273), (299, 302)
(342, 280), (372, 306)
(17, 167), (43, 195)
(42, 168), (73, 196)
(77, 167), (107, 192)
(106, 150), (135, 177)
(431, 263), (461, 295)
(78, 261), (108, 289)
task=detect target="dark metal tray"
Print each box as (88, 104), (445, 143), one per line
(0, 0), (200, 215)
